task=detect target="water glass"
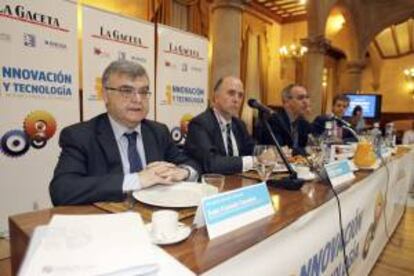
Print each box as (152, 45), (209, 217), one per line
(253, 145), (278, 181)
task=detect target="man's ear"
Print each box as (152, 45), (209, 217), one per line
(102, 89), (109, 104)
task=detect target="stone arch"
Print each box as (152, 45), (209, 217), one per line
(307, 0), (338, 38)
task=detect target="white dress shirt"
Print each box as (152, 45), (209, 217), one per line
(213, 109), (255, 171)
(108, 115), (146, 192)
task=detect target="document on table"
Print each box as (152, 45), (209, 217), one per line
(18, 212), (195, 276)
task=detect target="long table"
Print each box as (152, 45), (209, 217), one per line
(9, 149), (414, 275)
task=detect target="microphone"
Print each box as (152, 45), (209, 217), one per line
(332, 115), (351, 128)
(248, 99), (274, 115)
(248, 100), (304, 191)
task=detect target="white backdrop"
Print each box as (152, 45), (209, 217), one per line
(82, 5), (155, 120)
(156, 24), (208, 144)
(0, 0), (78, 233)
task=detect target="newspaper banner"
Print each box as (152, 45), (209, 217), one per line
(205, 151), (414, 275)
(156, 24), (208, 144)
(82, 5), (155, 120)
(0, 0), (78, 233)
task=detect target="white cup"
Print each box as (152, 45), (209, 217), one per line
(295, 165), (311, 178)
(151, 210), (178, 240)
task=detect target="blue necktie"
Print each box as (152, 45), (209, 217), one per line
(124, 132), (143, 173)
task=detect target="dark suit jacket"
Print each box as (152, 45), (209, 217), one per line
(257, 108), (311, 155)
(184, 108), (256, 174)
(49, 113), (199, 206)
(312, 115), (358, 142)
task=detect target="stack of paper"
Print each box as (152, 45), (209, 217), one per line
(18, 212), (195, 276)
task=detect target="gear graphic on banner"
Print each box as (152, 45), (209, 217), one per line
(23, 110), (57, 143)
(0, 130), (31, 157)
(0, 110), (57, 157)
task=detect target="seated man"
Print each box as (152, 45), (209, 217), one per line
(50, 60), (199, 205)
(312, 94), (357, 142)
(258, 84), (312, 156)
(185, 76), (256, 174)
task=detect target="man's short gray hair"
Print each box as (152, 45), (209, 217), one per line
(102, 60), (148, 87)
(281, 83), (302, 102)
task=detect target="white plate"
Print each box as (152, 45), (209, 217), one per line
(133, 182), (218, 208)
(273, 163), (289, 173)
(146, 222), (191, 245)
(297, 172), (317, 181)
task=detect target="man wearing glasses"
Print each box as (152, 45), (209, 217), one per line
(50, 60), (199, 205)
(257, 84), (312, 155)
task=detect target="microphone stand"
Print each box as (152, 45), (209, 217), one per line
(261, 114), (304, 190)
(342, 125), (360, 142)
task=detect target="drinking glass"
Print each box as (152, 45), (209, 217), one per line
(253, 145), (278, 181)
(201, 173), (225, 192)
(306, 134), (324, 172)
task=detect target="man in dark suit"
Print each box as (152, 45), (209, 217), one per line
(258, 84), (312, 155)
(50, 60), (199, 205)
(185, 76), (256, 174)
(312, 94), (357, 142)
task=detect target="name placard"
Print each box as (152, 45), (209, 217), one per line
(324, 159), (355, 188)
(199, 183), (274, 239)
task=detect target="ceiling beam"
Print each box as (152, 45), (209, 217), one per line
(408, 19), (414, 52)
(373, 39), (385, 59)
(279, 3), (301, 9)
(247, 2), (283, 23)
(284, 6), (305, 12)
(282, 14), (307, 24)
(274, 0), (298, 4)
(390, 25), (401, 55)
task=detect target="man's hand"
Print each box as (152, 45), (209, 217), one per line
(138, 165), (174, 189)
(138, 162), (189, 189)
(156, 167), (189, 182)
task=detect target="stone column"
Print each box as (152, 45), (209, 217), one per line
(343, 60), (366, 92)
(210, 0), (243, 85)
(302, 35), (330, 118)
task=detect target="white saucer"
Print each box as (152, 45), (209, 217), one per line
(146, 222), (191, 245)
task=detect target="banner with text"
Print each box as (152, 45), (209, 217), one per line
(0, 0), (78, 232)
(82, 5), (155, 120)
(156, 24), (208, 144)
(205, 151), (413, 275)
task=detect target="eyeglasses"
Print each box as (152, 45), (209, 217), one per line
(105, 86), (152, 99)
(290, 94), (310, 101)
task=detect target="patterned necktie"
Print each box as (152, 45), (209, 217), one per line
(226, 123), (234, 156)
(124, 132), (143, 173)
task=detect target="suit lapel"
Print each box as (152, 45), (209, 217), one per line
(207, 109), (227, 155)
(231, 119), (242, 155)
(280, 110), (293, 145)
(96, 114), (123, 173)
(141, 121), (160, 163)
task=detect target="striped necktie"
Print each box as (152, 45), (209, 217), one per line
(226, 123), (234, 156)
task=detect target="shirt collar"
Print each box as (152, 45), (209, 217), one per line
(285, 109), (297, 125)
(107, 114), (142, 141)
(213, 108), (232, 133)
(213, 108), (232, 131)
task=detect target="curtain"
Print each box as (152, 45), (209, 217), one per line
(240, 24), (270, 134)
(149, 0), (172, 25)
(153, 0), (208, 37)
(258, 33), (268, 104)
